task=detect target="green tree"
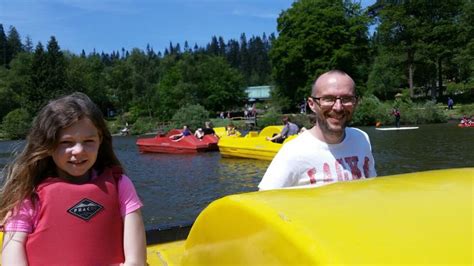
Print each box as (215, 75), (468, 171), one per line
(2, 108), (31, 139)
(24, 35), (34, 53)
(374, 0), (465, 98)
(367, 48), (405, 99)
(170, 104), (210, 130)
(66, 53), (108, 112)
(270, 0), (370, 111)
(28, 42), (48, 113)
(45, 36), (68, 98)
(126, 48), (160, 118)
(6, 26), (23, 65)
(157, 54), (245, 119)
(3, 52), (32, 117)
(0, 24), (8, 67)
(454, 1), (474, 87)
(418, 1), (464, 98)
(105, 59), (134, 115)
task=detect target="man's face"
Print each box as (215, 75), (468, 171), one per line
(307, 73), (357, 138)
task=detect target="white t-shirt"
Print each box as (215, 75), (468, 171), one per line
(258, 127), (377, 190)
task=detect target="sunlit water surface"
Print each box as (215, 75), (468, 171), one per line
(0, 123), (472, 228)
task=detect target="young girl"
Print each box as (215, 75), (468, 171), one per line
(226, 123), (237, 136)
(0, 92), (146, 265)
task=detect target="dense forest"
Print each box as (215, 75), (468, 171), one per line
(0, 0), (473, 136)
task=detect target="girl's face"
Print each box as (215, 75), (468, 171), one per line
(52, 118), (101, 181)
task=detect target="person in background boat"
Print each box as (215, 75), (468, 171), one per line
(266, 115), (299, 143)
(459, 115), (473, 126)
(391, 107), (401, 128)
(226, 123), (237, 136)
(202, 121), (216, 136)
(169, 125), (191, 142)
(194, 128), (204, 139)
(259, 70), (377, 190)
(120, 122), (130, 136)
(0, 92), (146, 265)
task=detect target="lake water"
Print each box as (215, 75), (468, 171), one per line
(0, 122), (472, 229)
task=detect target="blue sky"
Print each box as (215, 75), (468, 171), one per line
(1, 0), (374, 55)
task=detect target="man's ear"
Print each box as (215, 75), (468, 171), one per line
(307, 97), (317, 111)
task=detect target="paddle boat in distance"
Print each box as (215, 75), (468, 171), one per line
(375, 126), (419, 131)
(458, 123), (474, 128)
(1, 168), (472, 265)
(458, 120), (474, 127)
(136, 129), (218, 154)
(217, 125), (297, 161)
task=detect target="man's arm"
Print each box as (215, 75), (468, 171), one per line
(266, 133), (282, 142)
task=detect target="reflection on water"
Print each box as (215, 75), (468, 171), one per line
(112, 135), (272, 227)
(0, 123), (472, 228)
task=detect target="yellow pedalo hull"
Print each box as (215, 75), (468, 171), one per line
(2, 168), (473, 265)
(218, 125), (296, 160)
(148, 168), (473, 265)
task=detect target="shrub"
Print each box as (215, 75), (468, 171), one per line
(351, 96), (447, 126)
(2, 108), (32, 139)
(419, 101), (448, 123)
(256, 107), (282, 128)
(458, 104), (474, 117)
(170, 104), (210, 131)
(290, 113), (313, 129)
(131, 117), (160, 135)
(388, 100), (448, 125)
(352, 95), (390, 126)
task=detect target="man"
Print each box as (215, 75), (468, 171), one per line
(266, 116), (299, 143)
(259, 70), (377, 190)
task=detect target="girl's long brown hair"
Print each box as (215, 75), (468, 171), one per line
(0, 92), (122, 224)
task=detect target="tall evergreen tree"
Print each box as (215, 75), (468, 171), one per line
(226, 39), (240, 69)
(24, 35), (34, 53)
(6, 26), (23, 64)
(45, 36), (68, 98)
(239, 33), (251, 84)
(183, 41), (190, 53)
(29, 42), (48, 113)
(208, 36), (219, 55)
(0, 24), (8, 66)
(218, 36), (226, 56)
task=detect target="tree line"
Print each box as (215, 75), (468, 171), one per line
(0, 25), (274, 123)
(0, 0), (473, 138)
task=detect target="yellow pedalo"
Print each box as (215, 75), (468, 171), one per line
(218, 125), (297, 160)
(148, 168), (473, 265)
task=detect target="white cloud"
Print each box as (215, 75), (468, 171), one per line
(231, 9), (278, 19)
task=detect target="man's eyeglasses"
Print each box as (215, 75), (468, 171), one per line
(310, 95), (357, 107)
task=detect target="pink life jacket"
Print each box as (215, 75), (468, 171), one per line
(26, 167), (125, 265)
